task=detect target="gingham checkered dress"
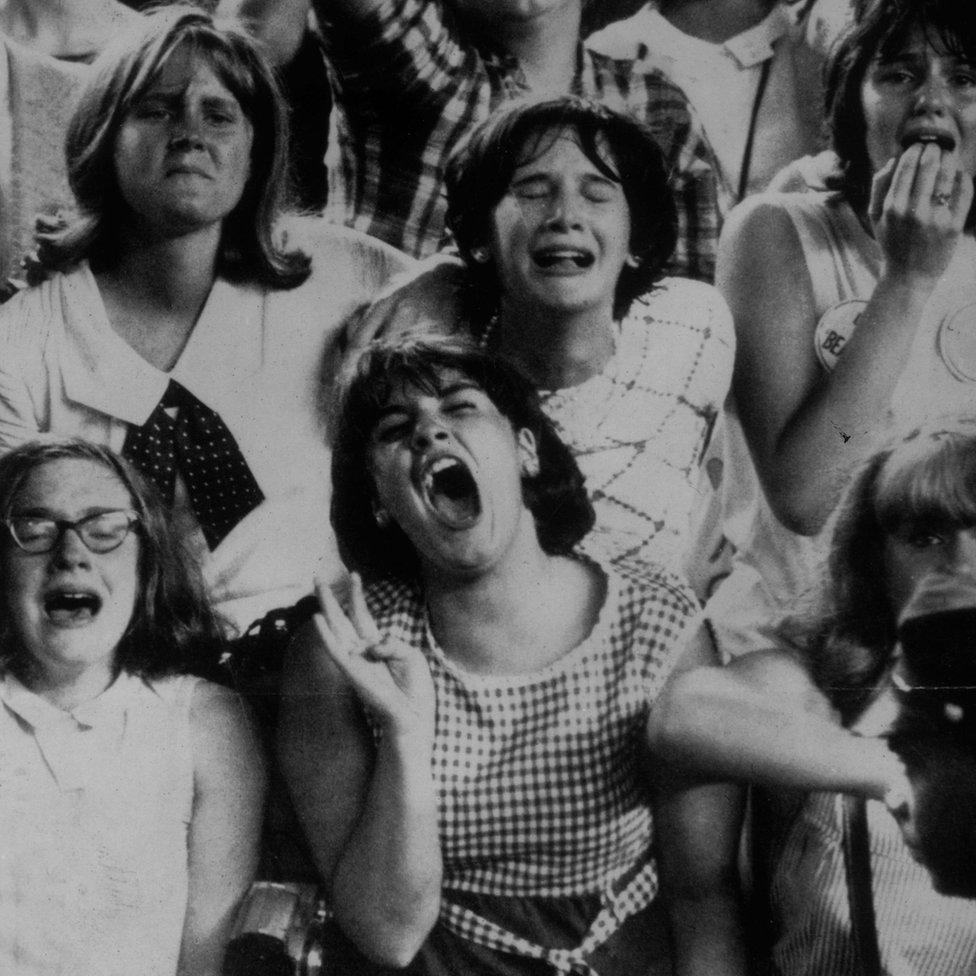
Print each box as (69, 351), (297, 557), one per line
(365, 558), (699, 974)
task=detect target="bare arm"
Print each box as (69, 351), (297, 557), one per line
(649, 628), (747, 976)
(654, 780), (747, 976)
(647, 650), (904, 799)
(277, 577), (441, 967)
(177, 683), (267, 976)
(721, 144), (973, 535)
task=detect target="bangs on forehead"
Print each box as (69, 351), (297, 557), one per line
(875, 10), (976, 63)
(874, 431), (976, 532)
(350, 347), (483, 436)
(131, 31), (255, 116)
(514, 123), (622, 184)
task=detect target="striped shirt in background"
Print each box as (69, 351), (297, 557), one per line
(317, 0), (720, 282)
(770, 792), (976, 975)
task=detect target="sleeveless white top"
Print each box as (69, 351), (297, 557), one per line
(708, 189), (976, 658)
(0, 671), (199, 976)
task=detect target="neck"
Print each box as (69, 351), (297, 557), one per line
(422, 522), (561, 675)
(101, 225), (220, 318)
(23, 659), (115, 712)
(96, 226), (221, 371)
(496, 301), (617, 389)
(659, 0), (773, 43)
(477, 3), (581, 93)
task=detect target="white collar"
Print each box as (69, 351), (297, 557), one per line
(57, 262), (266, 425)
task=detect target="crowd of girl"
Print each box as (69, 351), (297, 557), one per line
(1, 1), (976, 974)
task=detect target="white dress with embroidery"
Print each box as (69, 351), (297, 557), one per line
(541, 277), (734, 580)
(0, 672), (199, 976)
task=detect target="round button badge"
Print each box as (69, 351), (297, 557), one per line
(938, 303), (976, 382)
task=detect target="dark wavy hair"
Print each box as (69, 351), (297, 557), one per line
(445, 94), (677, 328)
(331, 335), (595, 583)
(825, 0), (976, 221)
(0, 439), (225, 681)
(35, 5), (310, 289)
(796, 419), (976, 725)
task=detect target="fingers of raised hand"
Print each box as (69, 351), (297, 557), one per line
(349, 572), (382, 645)
(315, 577), (360, 648)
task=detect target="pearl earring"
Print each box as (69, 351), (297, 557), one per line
(374, 507), (391, 528)
(471, 247), (490, 263)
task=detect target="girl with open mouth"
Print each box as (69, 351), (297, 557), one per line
(344, 95), (734, 587)
(709, 0), (976, 660)
(279, 336), (747, 976)
(0, 439), (265, 976)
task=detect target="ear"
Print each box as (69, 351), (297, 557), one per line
(517, 428), (540, 478)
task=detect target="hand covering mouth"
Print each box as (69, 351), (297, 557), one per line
(902, 131), (957, 151)
(421, 456), (482, 529)
(532, 247), (595, 270)
(44, 589), (102, 624)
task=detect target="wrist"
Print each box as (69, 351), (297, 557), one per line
(880, 748), (912, 816)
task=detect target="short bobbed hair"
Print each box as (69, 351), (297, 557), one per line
(799, 419), (976, 724)
(825, 0), (976, 220)
(331, 336), (595, 583)
(0, 439), (225, 681)
(38, 6), (309, 288)
(445, 95), (677, 326)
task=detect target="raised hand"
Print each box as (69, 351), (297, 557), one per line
(869, 142), (973, 282)
(314, 574), (437, 740)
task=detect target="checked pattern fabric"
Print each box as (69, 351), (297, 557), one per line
(122, 379), (264, 550)
(364, 557), (699, 973)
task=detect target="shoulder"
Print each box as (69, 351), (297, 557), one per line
(184, 679), (264, 779)
(0, 272), (71, 348)
(283, 218), (416, 289)
(718, 192), (816, 275)
(610, 559), (701, 636)
(2, 34), (87, 93)
(638, 278), (733, 337)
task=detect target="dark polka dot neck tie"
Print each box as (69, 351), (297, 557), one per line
(122, 379), (265, 550)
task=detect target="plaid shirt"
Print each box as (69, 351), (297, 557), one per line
(319, 0), (720, 281)
(365, 558), (699, 971)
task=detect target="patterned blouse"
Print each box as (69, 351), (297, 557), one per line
(364, 557), (700, 973)
(540, 277), (734, 579)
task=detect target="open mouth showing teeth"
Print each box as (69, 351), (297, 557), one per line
(422, 457), (481, 529)
(904, 133), (956, 151)
(533, 249), (595, 270)
(44, 591), (101, 623)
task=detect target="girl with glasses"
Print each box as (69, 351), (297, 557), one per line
(0, 439), (266, 976)
(279, 336), (745, 976)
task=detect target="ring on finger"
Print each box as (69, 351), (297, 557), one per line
(932, 192), (953, 207)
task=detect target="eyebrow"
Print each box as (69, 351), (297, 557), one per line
(373, 380), (484, 420)
(9, 506), (126, 519)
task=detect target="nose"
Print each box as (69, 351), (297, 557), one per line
(947, 529), (976, 572)
(410, 414), (450, 452)
(51, 527), (91, 570)
(168, 106), (206, 150)
(545, 186), (584, 230)
(914, 68), (952, 115)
